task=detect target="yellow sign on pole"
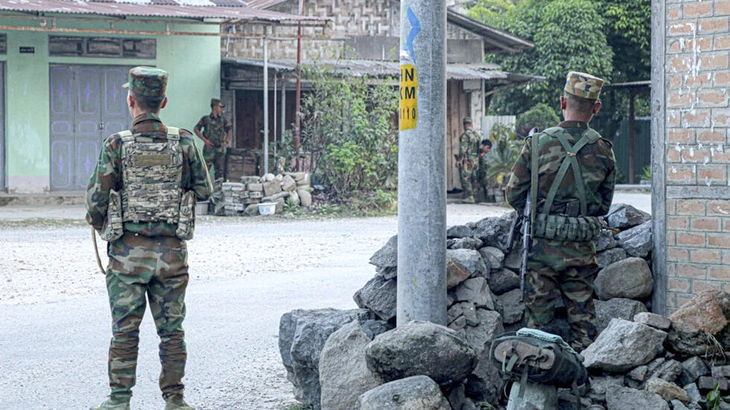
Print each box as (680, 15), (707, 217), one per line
(399, 64), (418, 131)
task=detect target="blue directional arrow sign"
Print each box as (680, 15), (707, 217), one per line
(406, 7), (421, 64)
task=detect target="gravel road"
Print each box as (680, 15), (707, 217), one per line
(0, 192), (649, 409)
(0, 203), (508, 410)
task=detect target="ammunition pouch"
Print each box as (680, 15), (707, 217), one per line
(101, 189), (124, 241)
(532, 214), (602, 242)
(175, 190), (196, 241)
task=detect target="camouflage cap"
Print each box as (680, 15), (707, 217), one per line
(211, 98), (224, 107)
(122, 66), (167, 98)
(463, 117), (473, 124)
(564, 71), (604, 100)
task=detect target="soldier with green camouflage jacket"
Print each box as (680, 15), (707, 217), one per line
(194, 98), (231, 181)
(86, 67), (212, 410)
(506, 72), (616, 352)
(456, 117), (482, 203)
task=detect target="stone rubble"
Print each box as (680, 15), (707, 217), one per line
(214, 172), (312, 216)
(279, 203), (730, 410)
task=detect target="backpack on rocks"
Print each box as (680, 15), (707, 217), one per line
(490, 328), (588, 407)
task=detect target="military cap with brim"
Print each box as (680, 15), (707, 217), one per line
(564, 71), (604, 100)
(463, 116), (473, 124)
(211, 98), (224, 107)
(122, 66), (168, 98)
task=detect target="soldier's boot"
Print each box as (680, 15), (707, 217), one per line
(90, 397), (131, 410)
(164, 395), (195, 410)
(461, 195), (475, 204)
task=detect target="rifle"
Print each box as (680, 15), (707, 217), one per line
(519, 191), (531, 303)
(519, 127), (539, 303)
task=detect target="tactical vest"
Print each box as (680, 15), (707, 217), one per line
(531, 127), (603, 242)
(120, 127), (184, 224)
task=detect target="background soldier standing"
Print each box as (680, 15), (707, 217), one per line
(455, 116), (481, 203)
(86, 67), (213, 410)
(505, 72), (616, 351)
(476, 138), (493, 202)
(194, 98), (232, 181)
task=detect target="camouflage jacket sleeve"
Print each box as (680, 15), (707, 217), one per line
(223, 115), (232, 132)
(85, 135), (122, 232)
(194, 115), (208, 134)
(181, 130), (213, 201)
(505, 138), (531, 214)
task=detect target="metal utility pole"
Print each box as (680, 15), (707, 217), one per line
(396, 0), (447, 327)
(263, 34), (269, 175)
(294, 0), (304, 171)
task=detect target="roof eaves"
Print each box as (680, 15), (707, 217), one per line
(446, 9), (534, 53)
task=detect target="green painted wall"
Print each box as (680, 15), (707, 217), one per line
(0, 15), (221, 193)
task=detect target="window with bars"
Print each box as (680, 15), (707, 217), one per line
(49, 36), (156, 59)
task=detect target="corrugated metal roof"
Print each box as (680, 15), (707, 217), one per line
(0, 0), (326, 23)
(222, 57), (543, 83)
(243, 0), (289, 9)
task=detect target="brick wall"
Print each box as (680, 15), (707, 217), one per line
(664, 0), (730, 311)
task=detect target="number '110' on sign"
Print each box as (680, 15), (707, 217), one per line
(399, 63), (418, 131)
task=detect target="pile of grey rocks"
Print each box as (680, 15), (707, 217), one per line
(279, 204), (730, 410)
(215, 172), (312, 216)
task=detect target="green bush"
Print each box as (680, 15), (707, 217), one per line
(279, 62), (398, 211)
(516, 103), (560, 137)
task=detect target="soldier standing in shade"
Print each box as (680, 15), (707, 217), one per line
(506, 72), (616, 351)
(194, 98), (232, 181)
(455, 116), (481, 203)
(476, 138), (493, 202)
(86, 67), (213, 410)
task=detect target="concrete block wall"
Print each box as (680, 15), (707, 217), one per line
(663, 0), (730, 311)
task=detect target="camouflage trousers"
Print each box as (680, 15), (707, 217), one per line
(523, 237), (599, 352)
(459, 166), (477, 200)
(104, 233), (189, 401)
(204, 146), (226, 181)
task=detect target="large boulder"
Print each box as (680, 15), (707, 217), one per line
(353, 275), (397, 322)
(667, 290), (730, 356)
(582, 319), (667, 373)
(595, 257), (653, 301)
(365, 321), (479, 390)
(606, 203), (652, 230)
(605, 385), (670, 410)
(279, 308), (374, 409)
(616, 221), (653, 258)
(319, 321), (381, 410)
(595, 298), (648, 334)
(356, 375), (451, 410)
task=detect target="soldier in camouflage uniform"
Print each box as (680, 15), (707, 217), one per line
(86, 67), (213, 410)
(194, 98), (232, 181)
(476, 138), (493, 202)
(506, 72), (616, 351)
(456, 117), (481, 203)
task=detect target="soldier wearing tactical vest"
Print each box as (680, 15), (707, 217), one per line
(456, 116), (481, 203)
(506, 72), (616, 352)
(86, 67), (213, 410)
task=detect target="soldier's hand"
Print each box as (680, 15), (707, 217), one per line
(204, 140), (214, 149)
(455, 162), (460, 168)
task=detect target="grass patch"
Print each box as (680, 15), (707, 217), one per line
(0, 219), (86, 229)
(280, 403), (312, 410)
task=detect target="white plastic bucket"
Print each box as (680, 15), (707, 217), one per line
(258, 202), (276, 215)
(195, 201), (209, 215)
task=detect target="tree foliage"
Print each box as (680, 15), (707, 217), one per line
(473, 0), (614, 116)
(470, 0), (650, 121)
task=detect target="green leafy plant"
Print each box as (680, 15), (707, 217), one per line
(280, 61), (398, 212)
(638, 165), (652, 181)
(516, 103), (560, 137)
(484, 123), (522, 186)
(703, 384), (730, 410)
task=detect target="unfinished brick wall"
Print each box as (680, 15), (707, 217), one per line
(664, 0), (730, 311)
